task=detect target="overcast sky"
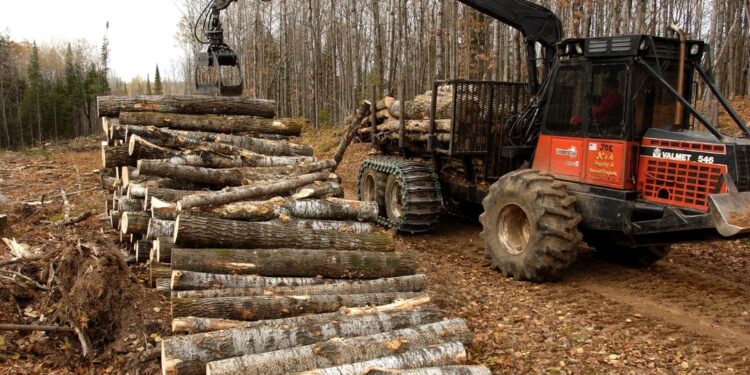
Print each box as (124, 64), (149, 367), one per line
(0, 0), (186, 82)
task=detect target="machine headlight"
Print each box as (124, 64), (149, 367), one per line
(575, 43), (583, 54)
(639, 40), (648, 51)
(690, 44), (700, 55)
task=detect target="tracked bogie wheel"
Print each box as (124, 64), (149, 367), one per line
(590, 242), (671, 267)
(357, 158), (442, 233)
(479, 170), (583, 282)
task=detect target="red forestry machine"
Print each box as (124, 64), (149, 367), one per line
(355, 0), (750, 281)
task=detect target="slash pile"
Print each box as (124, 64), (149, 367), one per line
(96, 94), (490, 375)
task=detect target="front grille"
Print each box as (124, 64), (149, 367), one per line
(735, 145), (750, 191)
(642, 159), (724, 211)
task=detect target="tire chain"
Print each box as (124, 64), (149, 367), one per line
(357, 157), (442, 233)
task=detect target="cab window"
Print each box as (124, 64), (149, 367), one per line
(545, 66), (586, 134)
(589, 65), (627, 138)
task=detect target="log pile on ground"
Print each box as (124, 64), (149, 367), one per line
(354, 86), (454, 148)
(96, 94), (488, 374)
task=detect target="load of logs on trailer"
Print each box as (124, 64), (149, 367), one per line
(96, 95), (490, 375)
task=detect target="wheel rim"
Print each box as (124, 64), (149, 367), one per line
(387, 179), (404, 219)
(497, 204), (531, 255)
(361, 174), (376, 201)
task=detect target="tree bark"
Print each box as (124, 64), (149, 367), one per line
(171, 295), (431, 333)
(177, 171), (333, 210)
(170, 270), (339, 291)
(171, 292), (425, 320)
(170, 248), (415, 278)
(357, 119), (452, 134)
(157, 128), (313, 156)
(102, 143), (135, 168)
(96, 95), (276, 118)
(135, 240), (153, 263)
(147, 219), (175, 240)
(173, 215), (393, 252)
(161, 310), (442, 375)
(360, 366), (491, 375)
(118, 199), (145, 212)
(150, 262), (172, 287)
(121, 211), (151, 235)
(154, 237), (175, 263)
(118, 112), (304, 136)
(174, 275), (427, 298)
(264, 219), (374, 234)
(146, 188), (203, 203)
(204, 319), (470, 375)
(151, 198), (179, 220)
(390, 92), (453, 120)
(129, 135), (180, 160)
(291, 342), (467, 375)
(193, 197), (378, 222)
(292, 181), (345, 199)
(333, 101), (371, 171)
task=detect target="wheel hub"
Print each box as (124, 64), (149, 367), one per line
(497, 204), (530, 255)
(361, 175), (376, 201)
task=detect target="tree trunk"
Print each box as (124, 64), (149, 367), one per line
(138, 160), (336, 187)
(150, 262), (172, 287)
(332, 101), (371, 171)
(135, 240), (152, 263)
(170, 270), (340, 291)
(177, 171), (333, 210)
(128, 135), (180, 160)
(193, 197), (378, 222)
(121, 211), (151, 235)
(162, 310), (442, 375)
(173, 215), (393, 252)
(390, 93), (453, 120)
(154, 237), (175, 263)
(147, 219), (175, 240)
(289, 342), (467, 375)
(156, 128), (313, 156)
(101, 143), (135, 168)
(358, 119), (452, 134)
(96, 95), (276, 118)
(151, 198), (179, 220)
(170, 248), (415, 278)
(265, 219), (374, 234)
(292, 181), (345, 199)
(171, 295), (431, 333)
(145, 154), (251, 169)
(204, 319), (470, 375)
(118, 199), (145, 212)
(118, 111), (304, 136)
(348, 366), (490, 375)
(174, 274), (427, 298)
(146, 188), (203, 203)
(171, 292), (425, 321)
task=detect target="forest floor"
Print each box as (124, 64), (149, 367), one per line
(0, 98), (747, 374)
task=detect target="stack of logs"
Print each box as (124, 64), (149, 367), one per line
(96, 95), (490, 375)
(355, 86), (454, 146)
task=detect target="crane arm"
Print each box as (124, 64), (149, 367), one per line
(457, 0), (563, 93)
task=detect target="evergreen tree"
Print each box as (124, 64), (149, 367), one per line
(146, 73), (152, 95)
(64, 43), (83, 137)
(99, 22), (111, 95)
(154, 65), (163, 95)
(25, 42), (42, 145)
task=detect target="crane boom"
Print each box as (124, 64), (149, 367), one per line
(457, 0), (562, 93)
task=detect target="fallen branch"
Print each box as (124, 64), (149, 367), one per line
(0, 323), (74, 333)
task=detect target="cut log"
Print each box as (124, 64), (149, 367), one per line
(159, 128), (313, 156)
(376, 96), (396, 111)
(195, 197), (378, 222)
(266, 219), (374, 234)
(154, 237), (175, 263)
(127, 184), (149, 199)
(292, 181), (345, 199)
(150, 262), (171, 287)
(156, 278), (171, 295)
(174, 275), (427, 298)
(146, 188), (203, 203)
(119, 112), (304, 136)
(357, 120), (452, 134)
(161, 309), (442, 375)
(110, 210), (121, 230)
(97, 95), (276, 118)
(293, 342), (467, 375)
(147, 219), (175, 240)
(384, 133), (451, 143)
(170, 248), (415, 278)
(173, 215), (393, 251)
(100, 175), (118, 193)
(101, 143), (135, 168)
(171, 292), (425, 320)
(118, 198), (145, 212)
(128, 135), (180, 160)
(204, 319), (470, 375)
(135, 241), (152, 263)
(147, 154), (250, 169)
(170, 270), (339, 291)
(359, 366), (492, 375)
(121, 212), (151, 235)
(333, 101), (372, 171)
(152, 198), (179, 220)
(389, 93), (453, 120)
(171, 295), (431, 333)
(138, 160), (335, 187)
(177, 171), (334, 210)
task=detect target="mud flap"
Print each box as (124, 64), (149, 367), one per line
(709, 192), (750, 237)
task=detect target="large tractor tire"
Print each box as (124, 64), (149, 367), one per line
(590, 242), (671, 267)
(479, 170), (583, 282)
(357, 167), (387, 212)
(358, 158), (442, 233)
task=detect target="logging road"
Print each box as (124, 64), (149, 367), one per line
(331, 141), (750, 374)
